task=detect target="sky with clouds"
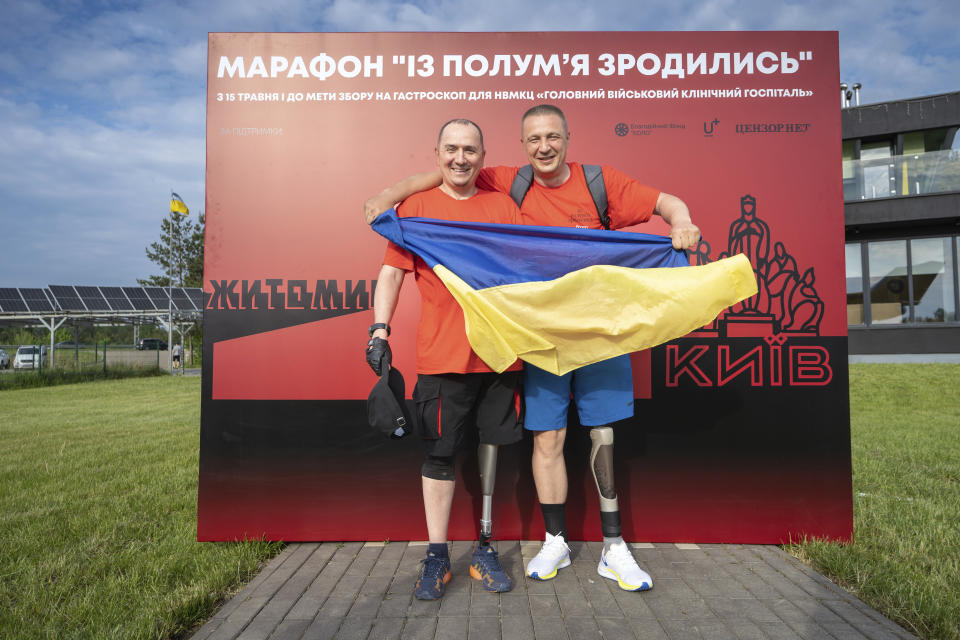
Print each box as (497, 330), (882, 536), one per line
(1, 0), (957, 287)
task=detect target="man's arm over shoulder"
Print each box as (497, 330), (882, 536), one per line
(476, 165), (520, 195)
(364, 171), (441, 224)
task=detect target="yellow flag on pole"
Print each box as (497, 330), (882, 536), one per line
(171, 192), (189, 215)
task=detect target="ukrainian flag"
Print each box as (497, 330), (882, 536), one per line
(372, 209), (756, 376)
(171, 192), (189, 215)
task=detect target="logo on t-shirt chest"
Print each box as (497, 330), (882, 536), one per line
(569, 208), (596, 228)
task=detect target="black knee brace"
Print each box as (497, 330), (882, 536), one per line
(421, 454), (455, 481)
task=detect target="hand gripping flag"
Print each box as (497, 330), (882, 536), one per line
(372, 209), (757, 376)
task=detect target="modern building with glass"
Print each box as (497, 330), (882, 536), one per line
(843, 90), (960, 354)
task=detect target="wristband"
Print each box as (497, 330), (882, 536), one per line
(368, 323), (391, 337)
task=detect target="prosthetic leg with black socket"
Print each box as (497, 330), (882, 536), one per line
(590, 426), (653, 591)
(469, 443), (513, 592)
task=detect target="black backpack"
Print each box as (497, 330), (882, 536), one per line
(508, 164), (610, 229)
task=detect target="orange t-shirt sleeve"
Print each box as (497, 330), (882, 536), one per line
(601, 165), (661, 229)
(383, 241), (414, 271)
(382, 196), (425, 270)
(477, 166), (519, 196)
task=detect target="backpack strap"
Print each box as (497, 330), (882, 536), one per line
(582, 164), (609, 229)
(510, 163), (609, 230)
(509, 164), (534, 208)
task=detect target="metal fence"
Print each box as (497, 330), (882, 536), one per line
(0, 344), (197, 375)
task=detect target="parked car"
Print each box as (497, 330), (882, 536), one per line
(0, 349), (9, 369)
(136, 338), (168, 351)
(14, 346), (48, 370)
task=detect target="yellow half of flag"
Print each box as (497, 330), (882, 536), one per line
(435, 254), (757, 375)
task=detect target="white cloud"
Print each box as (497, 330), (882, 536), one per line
(1, 0), (957, 286)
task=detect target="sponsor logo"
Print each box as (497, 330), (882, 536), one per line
(703, 118), (719, 136)
(206, 278), (376, 310)
(613, 122), (686, 138)
(735, 123), (811, 134)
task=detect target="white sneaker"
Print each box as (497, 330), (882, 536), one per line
(597, 541), (653, 591)
(525, 532), (571, 580)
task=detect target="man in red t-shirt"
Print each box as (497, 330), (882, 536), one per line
(365, 105), (701, 593)
(365, 119), (524, 601)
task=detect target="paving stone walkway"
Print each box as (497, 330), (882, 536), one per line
(190, 540), (917, 640)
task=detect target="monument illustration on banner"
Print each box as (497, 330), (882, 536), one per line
(690, 194), (824, 338)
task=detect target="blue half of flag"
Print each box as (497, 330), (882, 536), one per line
(372, 209), (756, 375)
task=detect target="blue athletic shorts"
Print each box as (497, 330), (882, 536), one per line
(524, 354), (634, 430)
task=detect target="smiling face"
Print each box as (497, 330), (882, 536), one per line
(435, 121), (485, 196)
(521, 113), (570, 180)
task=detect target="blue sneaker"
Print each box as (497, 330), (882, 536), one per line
(414, 552), (451, 600)
(469, 543), (512, 592)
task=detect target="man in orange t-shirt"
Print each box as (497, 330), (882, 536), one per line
(364, 105), (701, 594)
(366, 119), (523, 601)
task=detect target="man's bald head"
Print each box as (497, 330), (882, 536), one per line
(437, 118), (484, 150)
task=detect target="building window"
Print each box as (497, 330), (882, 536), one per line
(868, 240), (909, 324)
(845, 242), (864, 325)
(860, 140), (896, 200)
(842, 140), (857, 201)
(846, 236), (960, 326)
(900, 127), (960, 196)
(910, 237), (956, 322)
(843, 128), (960, 201)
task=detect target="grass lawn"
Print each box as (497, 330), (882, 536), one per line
(788, 363), (960, 640)
(0, 364), (165, 391)
(0, 377), (283, 640)
(1, 366), (957, 639)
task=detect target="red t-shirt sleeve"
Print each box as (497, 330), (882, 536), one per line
(477, 166), (519, 195)
(601, 165), (661, 229)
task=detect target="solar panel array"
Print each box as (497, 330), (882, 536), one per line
(100, 287), (130, 311)
(188, 288), (204, 309)
(0, 288), (28, 312)
(49, 285), (84, 310)
(121, 287), (156, 311)
(75, 286), (110, 311)
(0, 286), (204, 314)
(145, 287), (171, 309)
(20, 289), (54, 312)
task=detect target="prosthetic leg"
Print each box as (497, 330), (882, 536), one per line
(589, 426), (653, 591)
(589, 427), (621, 539)
(470, 443), (512, 591)
(477, 443), (498, 546)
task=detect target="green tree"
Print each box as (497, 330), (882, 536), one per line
(138, 211), (204, 288)
(139, 209), (205, 366)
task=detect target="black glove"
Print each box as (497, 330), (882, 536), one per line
(366, 337), (392, 376)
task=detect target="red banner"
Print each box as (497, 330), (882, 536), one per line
(199, 32), (851, 544)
